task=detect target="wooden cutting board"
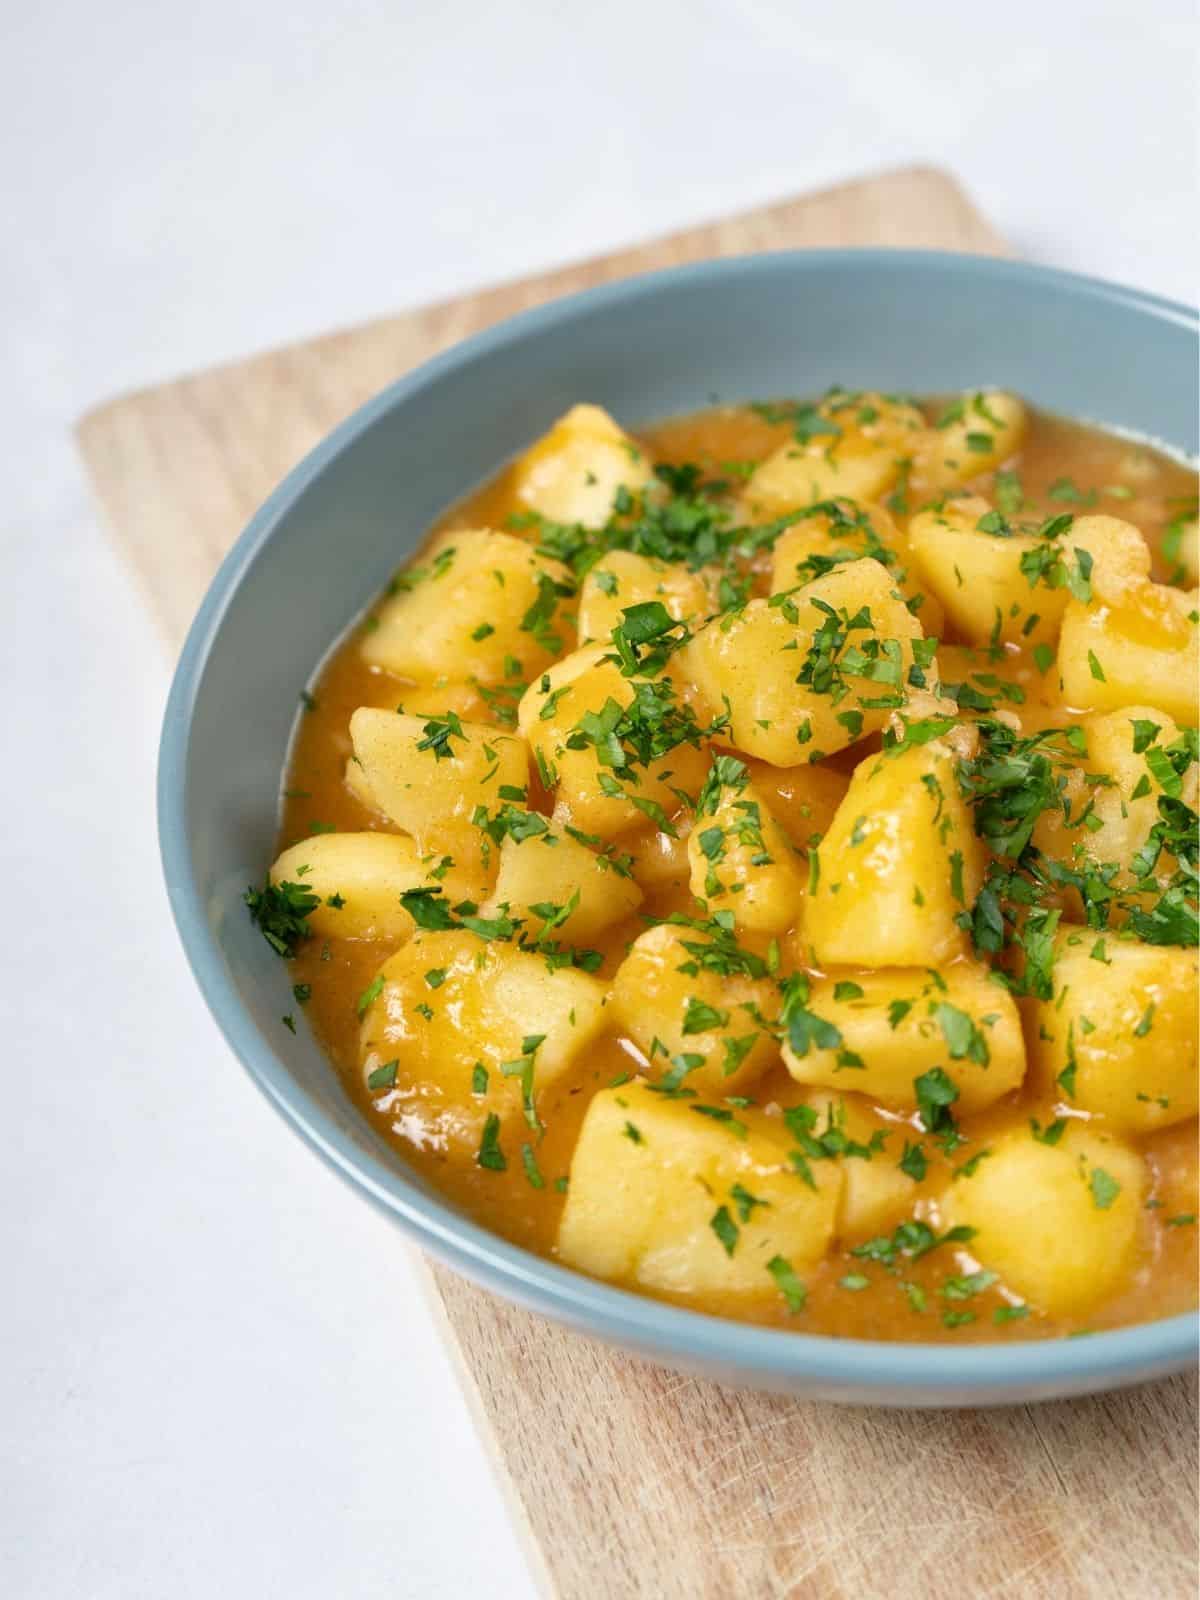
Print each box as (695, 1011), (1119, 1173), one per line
(78, 166), (1196, 1600)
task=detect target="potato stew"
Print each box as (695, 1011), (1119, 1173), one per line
(249, 390), (1199, 1342)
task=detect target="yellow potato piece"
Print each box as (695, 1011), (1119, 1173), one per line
(1060, 515), (1155, 605)
(741, 393), (924, 516)
(908, 502), (1151, 648)
(622, 820), (692, 893)
(362, 530), (575, 686)
(518, 644), (710, 839)
(1058, 581), (1199, 724)
(510, 403), (655, 528)
(557, 1081), (842, 1296)
(781, 963), (1025, 1114)
(577, 550), (713, 643)
(687, 759), (806, 933)
(481, 825), (643, 943)
(1030, 926), (1199, 1134)
(793, 1090), (920, 1241)
(348, 708), (527, 900)
(1032, 706), (1196, 887)
(802, 737), (984, 968)
(359, 930), (608, 1152)
(941, 1123), (1143, 1317)
(912, 391), (1027, 489)
(768, 498), (946, 640)
(269, 831), (431, 942)
(741, 758), (849, 849)
(680, 559), (931, 767)
(609, 923), (780, 1096)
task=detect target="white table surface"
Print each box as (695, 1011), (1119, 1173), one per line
(3, 2), (1195, 1595)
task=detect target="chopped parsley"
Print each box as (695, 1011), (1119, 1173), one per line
(244, 878), (320, 957)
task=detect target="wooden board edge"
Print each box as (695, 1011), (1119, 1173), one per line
(74, 163), (1006, 442)
(413, 1255), (557, 1600)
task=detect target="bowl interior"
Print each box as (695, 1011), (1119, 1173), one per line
(162, 251), (1199, 1400)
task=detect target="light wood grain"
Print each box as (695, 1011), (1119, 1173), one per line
(76, 164), (1197, 1600)
(430, 1275), (1197, 1600)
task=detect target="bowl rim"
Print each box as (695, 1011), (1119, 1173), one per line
(159, 248), (1200, 1397)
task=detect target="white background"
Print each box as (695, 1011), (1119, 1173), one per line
(2, 3), (1196, 1596)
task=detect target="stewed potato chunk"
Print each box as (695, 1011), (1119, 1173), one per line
(269, 831), (431, 942)
(908, 503), (1151, 647)
(788, 1090), (920, 1241)
(1031, 706), (1197, 891)
(942, 1124), (1144, 1317)
(740, 758), (849, 850)
(768, 498), (946, 640)
(577, 550), (712, 643)
(686, 756), (806, 933)
(517, 643), (711, 839)
(359, 930), (608, 1152)
(348, 708), (527, 899)
(1058, 580), (1199, 725)
(362, 529), (575, 686)
(510, 403), (655, 528)
(680, 560), (933, 767)
(481, 824), (644, 943)
(740, 392), (925, 515)
(911, 390), (1027, 489)
(609, 923), (780, 1096)
(557, 1081), (842, 1296)
(1029, 926), (1198, 1133)
(801, 735), (984, 968)
(781, 964), (1025, 1114)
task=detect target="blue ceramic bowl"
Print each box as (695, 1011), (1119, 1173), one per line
(160, 250), (1199, 1404)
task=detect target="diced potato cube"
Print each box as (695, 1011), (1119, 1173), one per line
(622, 821), (692, 894)
(769, 498), (946, 640)
(481, 824), (643, 943)
(908, 502), (1151, 648)
(781, 963), (1025, 1113)
(687, 757), (806, 932)
(270, 831), (430, 942)
(577, 550), (713, 643)
(742, 758), (849, 849)
(1059, 582), (1199, 724)
(802, 738), (984, 968)
(362, 530), (575, 686)
(1030, 926), (1199, 1133)
(909, 497), (1058, 647)
(912, 391), (1027, 489)
(740, 393), (924, 516)
(517, 644), (710, 839)
(941, 1123), (1144, 1316)
(349, 708), (527, 899)
(1032, 707), (1196, 886)
(557, 1081), (841, 1295)
(359, 930), (608, 1151)
(792, 1090), (920, 1240)
(1058, 516), (1155, 605)
(609, 923), (780, 1095)
(510, 403), (655, 528)
(679, 560), (930, 767)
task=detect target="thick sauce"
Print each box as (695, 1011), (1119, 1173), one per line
(276, 401), (1198, 1342)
